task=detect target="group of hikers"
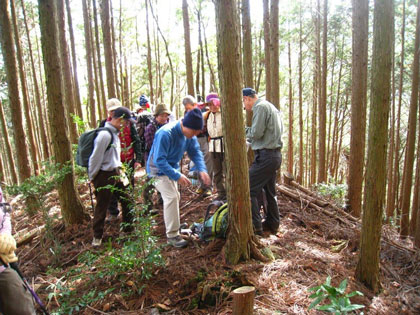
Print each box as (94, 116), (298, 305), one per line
(0, 88), (283, 314)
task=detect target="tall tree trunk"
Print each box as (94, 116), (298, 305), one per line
(109, 0), (120, 100)
(10, 0), (39, 175)
(182, 0), (194, 96)
(400, 0), (420, 237)
(38, 0), (87, 225)
(415, 183), (420, 247)
(149, 0), (174, 109)
(65, 0), (83, 120)
(91, 15), (103, 119)
(198, 9), (205, 98)
(92, 0), (107, 113)
(21, 0), (50, 160)
(242, 0), (253, 128)
(145, 0), (154, 104)
(355, 0), (393, 293)
(202, 20), (217, 93)
(393, 0), (406, 219)
(215, 0), (255, 265)
(287, 41), (293, 175)
(83, 0), (97, 127)
(348, 0), (368, 217)
(263, 0), (271, 100)
(270, 0), (279, 108)
(318, 0), (328, 183)
(0, 0), (32, 183)
(100, 0), (116, 98)
(298, 4), (303, 184)
(410, 116), (420, 236)
(0, 100), (18, 184)
(56, 0), (78, 144)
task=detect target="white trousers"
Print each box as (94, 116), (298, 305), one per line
(154, 176), (180, 238)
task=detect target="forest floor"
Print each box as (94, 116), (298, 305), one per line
(9, 167), (420, 315)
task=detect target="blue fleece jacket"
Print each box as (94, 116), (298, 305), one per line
(146, 121), (206, 181)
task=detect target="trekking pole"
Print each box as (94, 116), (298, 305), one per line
(1, 259), (50, 315)
(88, 182), (94, 211)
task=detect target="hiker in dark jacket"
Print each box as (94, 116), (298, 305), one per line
(142, 104), (171, 212)
(0, 186), (36, 315)
(90, 106), (135, 247)
(136, 95), (154, 166)
(100, 98), (142, 222)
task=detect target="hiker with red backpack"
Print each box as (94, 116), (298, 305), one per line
(99, 99), (142, 222)
(0, 186), (36, 315)
(89, 106), (135, 247)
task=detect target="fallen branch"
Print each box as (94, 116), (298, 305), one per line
(16, 225), (45, 247)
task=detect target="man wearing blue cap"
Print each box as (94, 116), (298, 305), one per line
(147, 108), (211, 248)
(243, 88), (283, 235)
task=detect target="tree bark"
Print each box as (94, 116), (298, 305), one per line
(287, 41), (293, 175)
(182, 0), (194, 96)
(10, 0), (39, 175)
(92, 0), (107, 113)
(355, 0), (393, 293)
(83, 0), (97, 127)
(100, 0), (116, 98)
(348, 0), (368, 218)
(399, 0), (420, 238)
(270, 0), (279, 108)
(263, 0), (271, 101)
(145, 0), (154, 104)
(0, 100), (18, 184)
(298, 4), (303, 184)
(242, 0), (253, 128)
(65, 0), (83, 121)
(56, 0), (78, 144)
(410, 118), (420, 236)
(318, 0), (327, 183)
(109, 0), (120, 100)
(232, 286), (255, 315)
(38, 0), (87, 225)
(0, 0), (32, 184)
(215, 0), (253, 264)
(21, 0), (50, 160)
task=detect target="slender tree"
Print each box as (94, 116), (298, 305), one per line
(145, 0), (154, 104)
(0, 0), (32, 183)
(242, 0), (253, 129)
(400, 0), (420, 237)
(182, 0), (194, 96)
(100, 0), (116, 98)
(21, 0), (50, 160)
(348, 0), (368, 217)
(287, 40), (294, 174)
(263, 0), (271, 100)
(355, 0), (393, 293)
(298, 3), (304, 184)
(10, 0), (39, 175)
(56, 0), (78, 144)
(0, 99), (18, 184)
(318, 0), (328, 183)
(65, 0), (83, 120)
(270, 0), (279, 108)
(82, 0), (97, 127)
(38, 0), (87, 224)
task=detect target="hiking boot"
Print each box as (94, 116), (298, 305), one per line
(92, 237), (102, 247)
(167, 235), (188, 248)
(262, 221), (278, 234)
(106, 214), (119, 223)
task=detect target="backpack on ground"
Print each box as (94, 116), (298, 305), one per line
(76, 127), (113, 168)
(192, 200), (229, 241)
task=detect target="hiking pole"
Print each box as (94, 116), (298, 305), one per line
(1, 259), (50, 315)
(88, 182), (94, 211)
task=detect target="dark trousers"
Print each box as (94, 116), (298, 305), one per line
(108, 160), (135, 216)
(93, 170), (133, 238)
(211, 152), (226, 199)
(249, 149), (282, 231)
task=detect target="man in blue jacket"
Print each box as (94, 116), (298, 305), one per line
(147, 108), (211, 248)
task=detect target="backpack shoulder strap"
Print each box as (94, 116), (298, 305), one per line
(97, 127), (114, 150)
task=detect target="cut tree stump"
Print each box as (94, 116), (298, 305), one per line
(232, 286), (255, 315)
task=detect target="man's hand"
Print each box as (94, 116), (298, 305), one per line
(199, 172), (211, 186)
(178, 174), (191, 186)
(0, 234), (16, 254)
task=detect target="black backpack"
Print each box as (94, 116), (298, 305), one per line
(76, 127), (113, 168)
(136, 112), (153, 152)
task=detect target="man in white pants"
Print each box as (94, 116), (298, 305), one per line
(147, 108), (211, 248)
